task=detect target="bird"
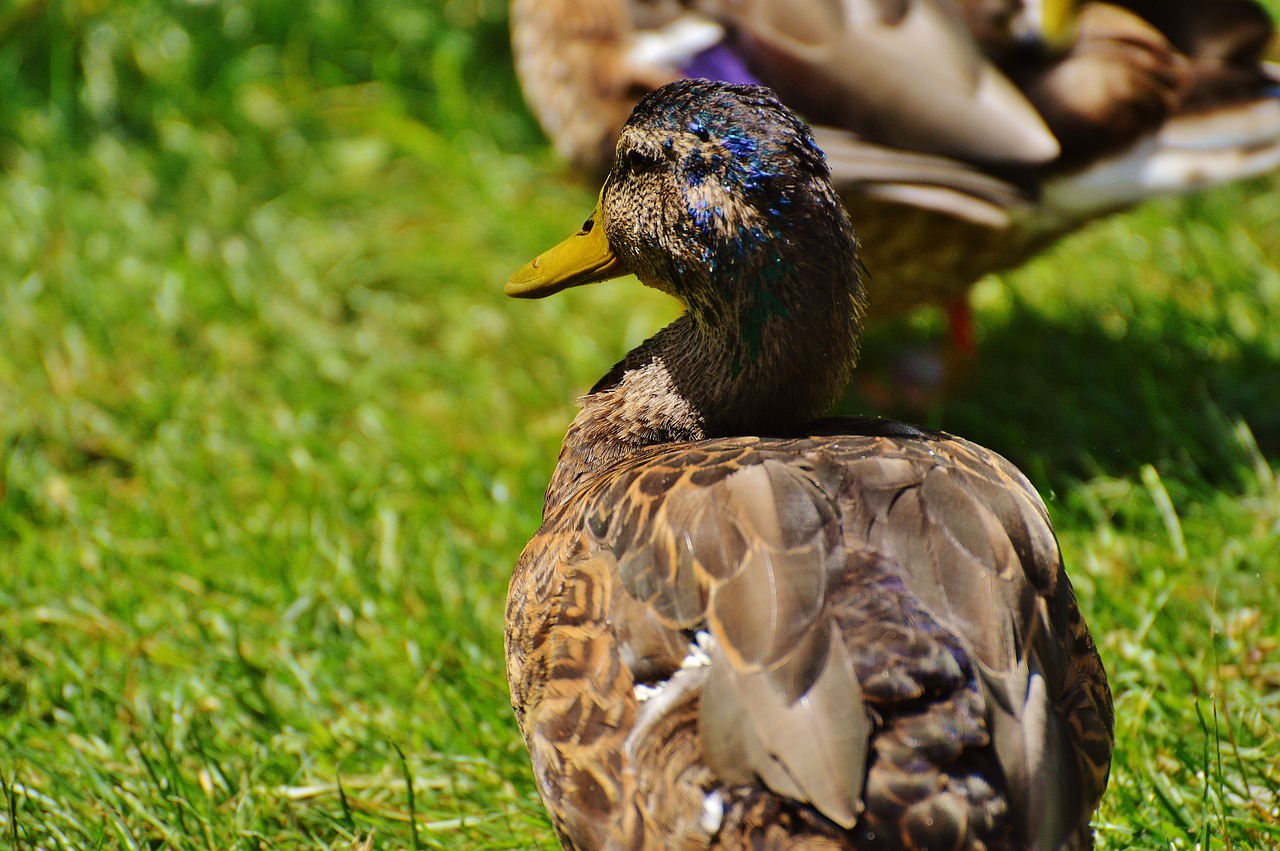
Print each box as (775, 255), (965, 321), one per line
(504, 79), (1113, 850)
(510, 0), (1280, 335)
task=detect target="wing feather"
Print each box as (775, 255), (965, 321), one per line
(695, 0), (1060, 163)
(507, 425), (1112, 846)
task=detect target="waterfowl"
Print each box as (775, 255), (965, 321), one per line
(505, 79), (1113, 849)
(511, 0), (1280, 321)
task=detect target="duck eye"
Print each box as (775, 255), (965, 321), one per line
(620, 147), (660, 172)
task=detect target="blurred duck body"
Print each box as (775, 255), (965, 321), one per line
(511, 0), (1280, 317)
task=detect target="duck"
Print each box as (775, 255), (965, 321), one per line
(504, 79), (1113, 850)
(510, 0), (1280, 330)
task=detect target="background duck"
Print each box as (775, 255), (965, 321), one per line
(510, 0), (1280, 329)
(506, 79), (1113, 849)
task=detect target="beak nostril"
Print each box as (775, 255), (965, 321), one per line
(579, 217), (595, 235)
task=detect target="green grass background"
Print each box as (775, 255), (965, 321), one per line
(0, 0), (1277, 847)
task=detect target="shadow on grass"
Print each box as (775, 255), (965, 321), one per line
(844, 301), (1280, 488)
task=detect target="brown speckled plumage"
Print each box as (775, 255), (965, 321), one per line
(510, 428), (1113, 849)
(505, 80), (1112, 849)
(511, 0), (1280, 317)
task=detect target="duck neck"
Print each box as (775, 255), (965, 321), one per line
(544, 254), (863, 512)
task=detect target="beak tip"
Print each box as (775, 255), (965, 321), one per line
(505, 200), (620, 299)
(505, 264), (544, 298)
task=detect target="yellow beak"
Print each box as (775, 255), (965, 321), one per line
(1039, 0), (1077, 48)
(506, 199), (627, 298)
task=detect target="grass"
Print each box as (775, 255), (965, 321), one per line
(0, 0), (1277, 847)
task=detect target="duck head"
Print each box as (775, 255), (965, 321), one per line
(509, 79), (866, 437)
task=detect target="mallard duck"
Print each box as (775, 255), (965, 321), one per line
(505, 79), (1113, 849)
(511, 0), (1280, 322)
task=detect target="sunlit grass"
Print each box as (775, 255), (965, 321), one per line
(0, 1), (1277, 847)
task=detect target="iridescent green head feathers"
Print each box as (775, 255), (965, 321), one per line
(510, 79), (863, 334)
(509, 79), (865, 437)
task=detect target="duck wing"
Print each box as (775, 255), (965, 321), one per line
(827, 428), (1113, 848)
(811, 126), (1035, 225)
(507, 426), (1112, 848)
(691, 0), (1059, 164)
(1118, 0), (1275, 104)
